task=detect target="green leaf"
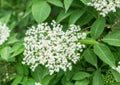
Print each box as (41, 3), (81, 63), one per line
(7, 34), (18, 44)
(9, 21), (16, 31)
(10, 42), (23, 52)
(11, 45), (24, 57)
(31, 66), (43, 82)
(11, 75), (23, 85)
(79, 38), (99, 45)
(16, 63), (24, 76)
(21, 7), (31, 20)
(61, 77), (73, 85)
(83, 49), (97, 68)
(64, 0), (73, 12)
(21, 77), (28, 85)
(79, 12), (94, 26)
(110, 82), (120, 85)
(93, 70), (104, 85)
(102, 31), (120, 47)
(56, 10), (73, 23)
(112, 18), (120, 31)
(49, 71), (63, 85)
(31, 66), (49, 82)
(94, 44), (115, 67)
(91, 17), (105, 39)
(80, 0), (91, 4)
(111, 69), (120, 82)
(65, 70), (75, 81)
(32, 0), (51, 23)
(65, 82), (73, 85)
(72, 71), (91, 80)
(75, 79), (89, 85)
(23, 65), (29, 76)
(0, 12), (12, 24)
(41, 75), (55, 85)
(47, 0), (63, 7)
(86, 6), (98, 18)
(27, 79), (36, 85)
(69, 9), (85, 24)
(0, 46), (11, 61)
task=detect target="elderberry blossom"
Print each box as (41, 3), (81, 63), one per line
(22, 20), (86, 75)
(112, 61), (120, 73)
(87, 0), (120, 17)
(0, 22), (10, 45)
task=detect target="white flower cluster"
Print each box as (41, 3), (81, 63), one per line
(22, 20), (86, 75)
(0, 22), (10, 45)
(87, 0), (120, 17)
(35, 82), (42, 85)
(112, 61), (120, 73)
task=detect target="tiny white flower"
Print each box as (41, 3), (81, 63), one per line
(112, 61), (120, 73)
(87, 0), (120, 17)
(0, 22), (10, 45)
(35, 82), (42, 85)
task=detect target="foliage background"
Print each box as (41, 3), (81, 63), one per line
(0, 0), (120, 85)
